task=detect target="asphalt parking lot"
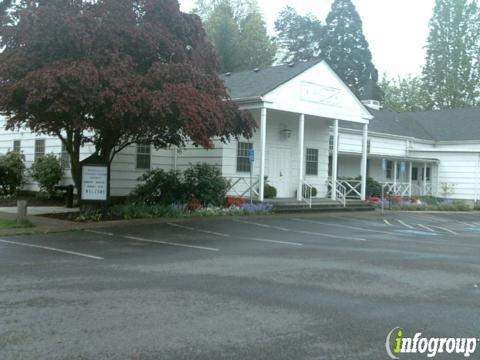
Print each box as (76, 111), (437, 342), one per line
(1, 211), (480, 359)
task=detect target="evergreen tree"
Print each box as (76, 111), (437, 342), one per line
(203, 2), (240, 73)
(196, 0), (275, 73)
(321, 0), (379, 98)
(237, 12), (277, 70)
(274, 6), (323, 63)
(380, 76), (429, 112)
(422, 0), (480, 109)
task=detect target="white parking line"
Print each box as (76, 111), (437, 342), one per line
(170, 222), (303, 246)
(125, 235), (219, 252)
(417, 224), (435, 233)
(236, 236), (303, 246)
(85, 230), (114, 237)
(166, 223), (231, 238)
(236, 219), (366, 241)
(0, 239), (104, 260)
(292, 218), (401, 236)
(383, 219), (392, 226)
(429, 226), (458, 235)
(233, 219), (289, 231)
(397, 220), (414, 229)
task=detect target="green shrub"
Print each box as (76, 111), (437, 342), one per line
(183, 163), (230, 206)
(0, 151), (26, 195)
(30, 154), (63, 197)
(366, 177), (382, 197)
(262, 176), (277, 199)
(129, 164), (230, 207)
(129, 169), (185, 206)
(264, 184), (277, 199)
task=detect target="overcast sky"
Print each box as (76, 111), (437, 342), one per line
(179, 0), (436, 78)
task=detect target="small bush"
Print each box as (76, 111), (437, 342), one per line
(30, 154), (63, 197)
(129, 169), (185, 206)
(264, 184), (277, 199)
(183, 163), (230, 206)
(129, 164), (231, 207)
(366, 177), (382, 197)
(0, 151), (26, 195)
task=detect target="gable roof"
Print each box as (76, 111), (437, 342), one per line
(345, 107), (480, 142)
(220, 60), (321, 100)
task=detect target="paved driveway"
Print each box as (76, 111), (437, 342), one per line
(1, 211), (480, 359)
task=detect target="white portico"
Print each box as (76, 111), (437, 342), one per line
(220, 60), (373, 204)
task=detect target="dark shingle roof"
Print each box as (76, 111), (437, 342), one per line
(220, 60), (321, 100)
(407, 107), (480, 141)
(345, 107), (480, 142)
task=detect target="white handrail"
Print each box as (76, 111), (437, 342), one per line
(302, 181), (314, 208)
(326, 178), (347, 207)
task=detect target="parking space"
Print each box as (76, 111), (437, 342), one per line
(1, 211), (480, 359)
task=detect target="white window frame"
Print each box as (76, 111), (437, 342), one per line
(305, 148), (319, 176)
(34, 139), (45, 161)
(236, 142), (252, 173)
(13, 140), (21, 153)
(136, 144), (151, 170)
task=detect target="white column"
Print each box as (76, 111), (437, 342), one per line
(297, 114), (305, 201)
(360, 123), (368, 201)
(423, 162), (427, 196)
(408, 161), (413, 198)
(331, 119), (339, 200)
(259, 107), (267, 201)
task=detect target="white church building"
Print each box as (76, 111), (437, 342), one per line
(1, 60), (480, 206)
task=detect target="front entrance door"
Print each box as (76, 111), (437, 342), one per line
(268, 147), (292, 198)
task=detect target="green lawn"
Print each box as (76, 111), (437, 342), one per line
(0, 218), (34, 229)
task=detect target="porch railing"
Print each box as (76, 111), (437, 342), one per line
(326, 179), (347, 207)
(226, 176), (260, 198)
(337, 179), (362, 199)
(382, 182), (411, 197)
(302, 181), (314, 208)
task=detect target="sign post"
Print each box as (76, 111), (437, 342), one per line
(248, 148), (255, 204)
(80, 156), (110, 213)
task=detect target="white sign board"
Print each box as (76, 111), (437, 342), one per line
(81, 165), (108, 201)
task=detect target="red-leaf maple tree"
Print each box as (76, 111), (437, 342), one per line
(0, 0), (255, 191)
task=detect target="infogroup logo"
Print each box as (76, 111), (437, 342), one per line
(386, 327), (478, 359)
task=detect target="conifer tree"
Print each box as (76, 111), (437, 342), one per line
(422, 0), (480, 109)
(274, 6), (323, 63)
(320, 0), (379, 98)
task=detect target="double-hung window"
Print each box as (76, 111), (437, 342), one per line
(34, 139), (45, 161)
(13, 140), (21, 153)
(237, 142), (252, 173)
(305, 148), (319, 176)
(136, 144), (151, 170)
